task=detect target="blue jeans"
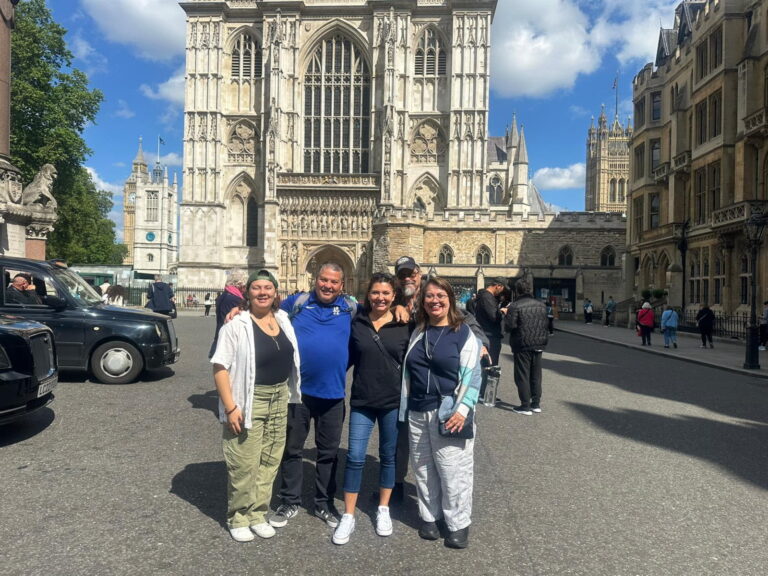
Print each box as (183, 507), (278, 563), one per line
(342, 406), (399, 493)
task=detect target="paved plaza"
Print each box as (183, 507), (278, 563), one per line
(2, 316), (768, 576)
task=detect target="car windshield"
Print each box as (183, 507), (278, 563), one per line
(52, 268), (103, 306)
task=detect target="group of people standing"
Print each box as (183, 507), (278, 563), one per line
(210, 257), (490, 549)
(636, 302), (717, 349)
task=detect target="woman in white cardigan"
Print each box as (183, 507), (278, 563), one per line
(211, 270), (301, 542)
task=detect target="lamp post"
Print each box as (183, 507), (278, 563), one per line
(743, 214), (768, 370)
(548, 262), (555, 301)
(675, 219), (690, 311)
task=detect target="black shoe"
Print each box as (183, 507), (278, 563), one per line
(314, 506), (339, 528)
(445, 526), (469, 549)
(512, 406), (533, 416)
(419, 521), (440, 541)
(269, 503), (299, 528)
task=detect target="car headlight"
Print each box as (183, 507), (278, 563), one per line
(0, 344), (11, 369)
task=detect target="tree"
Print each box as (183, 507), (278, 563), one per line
(9, 0), (122, 263)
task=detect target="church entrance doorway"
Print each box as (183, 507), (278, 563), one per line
(304, 245), (358, 297)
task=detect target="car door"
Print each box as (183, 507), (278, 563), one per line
(0, 266), (88, 370)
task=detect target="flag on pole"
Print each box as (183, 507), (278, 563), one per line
(612, 77), (617, 90)
(159, 137), (166, 146)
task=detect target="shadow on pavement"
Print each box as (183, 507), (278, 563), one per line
(567, 401), (768, 490)
(188, 390), (218, 416)
(170, 461), (227, 526)
(0, 407), (55, 447)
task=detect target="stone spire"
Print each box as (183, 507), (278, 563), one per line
(133, 137), (147, 170)
(515, 125), (528, 165)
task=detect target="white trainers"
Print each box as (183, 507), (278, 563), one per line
(376, 506), (393, 537)
(332, 513), (355, 545)
(250, 522), (276, 539)
(229, 526), (255, 542)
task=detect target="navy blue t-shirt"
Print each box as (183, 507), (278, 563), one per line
(280, 292), (353, 399)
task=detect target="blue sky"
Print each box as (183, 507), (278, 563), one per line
(47, 0), (680, 239)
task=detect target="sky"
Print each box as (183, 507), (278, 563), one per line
(46, 0), (681, 239)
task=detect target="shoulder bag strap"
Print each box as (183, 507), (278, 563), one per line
(368, 326), (401, 375)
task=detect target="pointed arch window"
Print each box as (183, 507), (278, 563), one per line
(489, 175), (503, 205)
(558, 246), (574, 266)
(618, 179), (626, 202)
(600, 246), (616, 267)
(414, 28), (447, 77)
(147, 253), (154, 263)
(303, 35), (371, 174)
(476, 245), (492, 265)
(246, 196), (259, 247)
(231, 33), (262, 80)
(438, 245), (454, 264)
(609, 179), (617, 203)
(146, 191), (159, 222)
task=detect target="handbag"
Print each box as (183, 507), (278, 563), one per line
(438, 394), (474, 439)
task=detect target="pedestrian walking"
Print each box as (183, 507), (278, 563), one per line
(146, 275), (175, 316)
(604, 296), (616, 327)
(400, 276), (482, 549)
(474, 277), (506, 365)
(546, 299), (555, 335)
(332, 273), (411, 546)
(504, 278), (548, 416)
(583, 298), (593, 324)
(660, 305), (679, 348)
(210, 270), (301, 542)
(209, 270), (246, 358)
(760, 301), (768, 351)
(106, 284), (126, 307)
(204, 292), (213, 317)
(636, 302), (654, 346)
(696, 304), (716, 348)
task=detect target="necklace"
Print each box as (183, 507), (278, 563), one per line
(251, 314), (280, 350)
(424, 325), (446, 360)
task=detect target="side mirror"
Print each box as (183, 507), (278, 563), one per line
(44, 295), (67, 311)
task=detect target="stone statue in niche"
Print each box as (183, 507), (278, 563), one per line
(281, 243), (287, 263)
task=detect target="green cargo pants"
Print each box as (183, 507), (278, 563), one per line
(222, 381), (289, 528)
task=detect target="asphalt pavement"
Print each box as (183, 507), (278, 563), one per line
(1, 316), (767, 576)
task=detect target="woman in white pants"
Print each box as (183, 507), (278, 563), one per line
(399, 276), (482, 549)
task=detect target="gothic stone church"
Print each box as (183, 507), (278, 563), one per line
(178, 0), (625, 311)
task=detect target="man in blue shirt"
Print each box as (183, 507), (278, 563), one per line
(269, 262), (353, 530)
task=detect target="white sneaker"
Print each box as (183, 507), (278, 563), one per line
(376, 506), (393, 537)
(250, 522), (276, 539)
(760, 346), (766, 351)
(229, 526), (255, 542)
(332, 513), (355, 545)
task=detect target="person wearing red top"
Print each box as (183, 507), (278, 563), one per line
(636, 302), (655, 346)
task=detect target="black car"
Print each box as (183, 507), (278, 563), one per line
(1, 256), (180, 384)
(0, 315), (58, 425)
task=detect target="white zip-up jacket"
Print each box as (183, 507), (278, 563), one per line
(210, 309), (301, 428)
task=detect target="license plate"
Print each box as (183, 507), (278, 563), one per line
(36, 375), (58, 398)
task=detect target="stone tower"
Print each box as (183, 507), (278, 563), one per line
(122, 137), (178, 275)
(585, 105), (631, 212)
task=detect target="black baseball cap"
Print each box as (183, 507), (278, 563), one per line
(395, 256), (418, 275)
(490, 277), (507, 287)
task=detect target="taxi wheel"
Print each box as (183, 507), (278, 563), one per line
(91, 341), (144, 384)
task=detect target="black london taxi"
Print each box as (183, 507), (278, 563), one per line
(0, 256), (179, 384)
(0, 315), (57, 424)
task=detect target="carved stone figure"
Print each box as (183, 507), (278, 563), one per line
(21, 164), (58, 211)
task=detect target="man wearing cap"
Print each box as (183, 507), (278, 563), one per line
(269, 262), (354, 531)
(474, 277), (507, 366)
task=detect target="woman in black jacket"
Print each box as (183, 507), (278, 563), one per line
(332, 273), (411, 545)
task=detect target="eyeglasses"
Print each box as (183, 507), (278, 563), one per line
(397, 269), (420, 280)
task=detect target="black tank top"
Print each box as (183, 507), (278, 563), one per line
(251, 321), (294, 386)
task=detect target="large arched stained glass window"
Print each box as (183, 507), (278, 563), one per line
(304, 35), (371, 174)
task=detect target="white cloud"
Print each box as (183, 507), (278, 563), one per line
(139, 68), (185, 106)
(80, 0), (186, 62)
(491, 0), (679, 98)
(533, 163), (586, 190)
(114, 99), (135, 119)
(85, 166), (122, 196)
(146, 152), (183, 168)
(69, 31), (108, 75)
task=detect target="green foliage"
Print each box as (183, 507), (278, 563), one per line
(9, 0), (123, 264)
(652, 289), (666, 300)
(641, 289), (652, 300)
(48, 168), (128, 265)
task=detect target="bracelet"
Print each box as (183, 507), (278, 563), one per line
(225, 405), (238, 416)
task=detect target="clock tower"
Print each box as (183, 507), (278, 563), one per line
(122, 137), (178, 275)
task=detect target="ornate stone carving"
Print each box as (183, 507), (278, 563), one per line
(277, 174), (378, 187)
(25, 224), (54, 239)
(410, 120), (446, 164)
(0, 166), (22, 204)
(227, 119), (258, 162)
(21, 164), (58, 212)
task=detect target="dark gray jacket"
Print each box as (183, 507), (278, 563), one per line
(504, 294), (548, 353)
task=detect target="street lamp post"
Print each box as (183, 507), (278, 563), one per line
(743, 214), (768, 370)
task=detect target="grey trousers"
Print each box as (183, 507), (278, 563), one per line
(408, 409), (474, 532)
